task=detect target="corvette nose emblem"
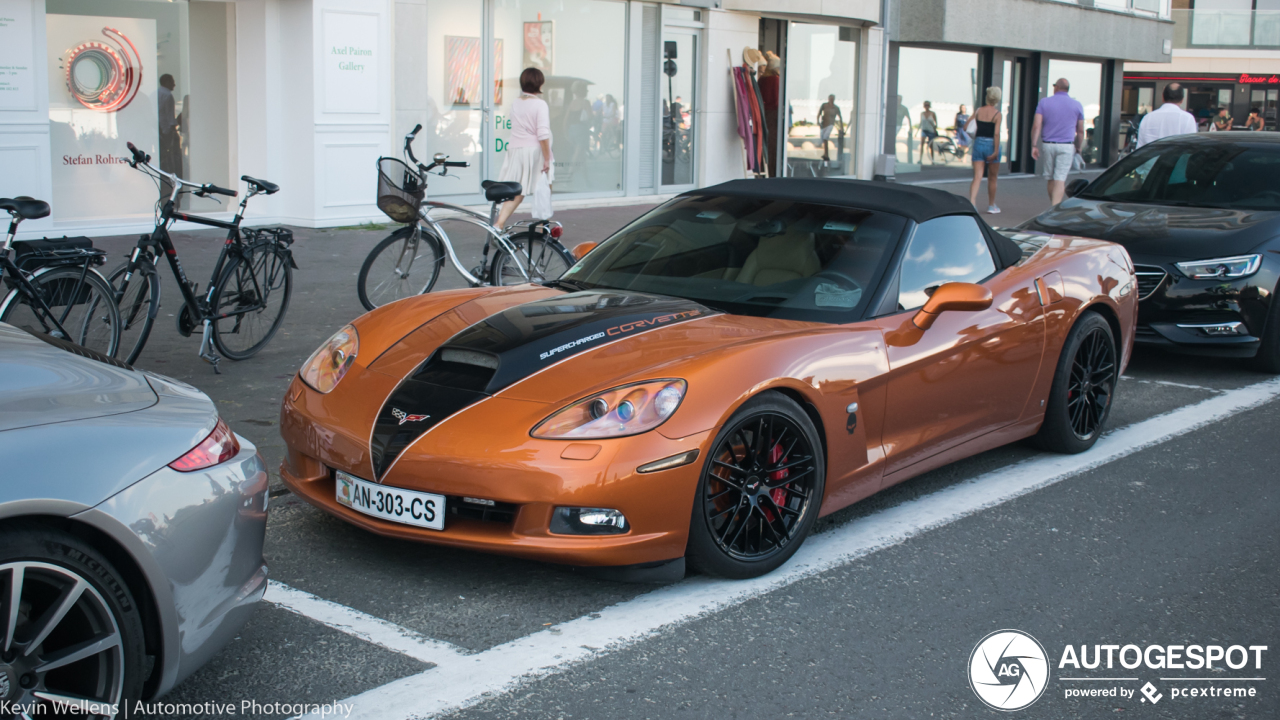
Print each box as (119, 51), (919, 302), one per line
(391, 408), (430, 425)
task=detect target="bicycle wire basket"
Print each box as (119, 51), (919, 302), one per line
(376, 157), (425, 224)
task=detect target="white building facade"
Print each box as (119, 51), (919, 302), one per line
(0, 0), (886, 239)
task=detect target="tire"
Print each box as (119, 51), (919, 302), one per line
(1033, 312), (1118, 454)
(0, 265), (121, 357)
(490, 232), (575, 286)
(210, 244), (292, 361)
(107, 260), (160, 365)
(1247, 292), (1280, 374)
(0, 524), (147, 711)
(686, 392), (826, 579)
(358, 226), (445, 311)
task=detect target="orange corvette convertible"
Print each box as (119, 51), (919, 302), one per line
(280, 179), (1136, 580)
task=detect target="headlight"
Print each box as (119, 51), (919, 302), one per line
(300, 324), (358, 393)
(1175, 254), (1261, 280)
(532, 379), (686, 439)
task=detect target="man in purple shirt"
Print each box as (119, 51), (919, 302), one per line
(1030, 78), (1085, 206)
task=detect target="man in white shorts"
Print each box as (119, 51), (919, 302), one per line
(1030, 78), (1085, 206)
(818, 95), (842, 162)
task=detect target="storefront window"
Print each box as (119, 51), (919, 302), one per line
(894, 47), (979, 176)
(1046, 59), (1103, 168)
(783, 24), (857, 178)
(491, 0), (626, 195)
(46, 0), (234, 220)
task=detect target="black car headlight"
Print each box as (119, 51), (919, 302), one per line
(1175, 254), (1261, 280)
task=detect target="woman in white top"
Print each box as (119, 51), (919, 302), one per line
(495, 68), (554, 229)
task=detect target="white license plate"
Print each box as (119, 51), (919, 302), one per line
(335, 471), (445, 531)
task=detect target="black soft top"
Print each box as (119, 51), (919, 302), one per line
(687, 178), (1023, 269)
(693, 178), (975, 224)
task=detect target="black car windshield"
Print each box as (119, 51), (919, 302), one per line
(560, 195), (906, 323)
(1080, 139), (1280, 210)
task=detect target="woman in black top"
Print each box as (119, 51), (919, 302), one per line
(968, 86), (1003, 215)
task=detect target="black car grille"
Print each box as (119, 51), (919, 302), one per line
(450, 497), (518, 524)
(1133, 265), (1168, 301)
(1135, 324), (1159, 337)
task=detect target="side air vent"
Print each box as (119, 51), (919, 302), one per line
(440, 347), (499, 369)
(1133, 265), (1168, 301)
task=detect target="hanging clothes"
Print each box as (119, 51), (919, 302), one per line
(732, 68), (756, 171)
(748, 67), (769, 171)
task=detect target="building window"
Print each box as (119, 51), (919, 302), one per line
(893, 47), (978, 175)
(783, 24), (858, 179)
(1046, 58), (1104, 168)
(46, 0), (235, 221)
(492, 0), (627, 195)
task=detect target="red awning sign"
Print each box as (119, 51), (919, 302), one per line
(1240, 73), (1280, 84)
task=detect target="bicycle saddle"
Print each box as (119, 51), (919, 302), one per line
(241, 176), (280, 195)
(481, 180), (522, 203)
(0, 197), (51, 220)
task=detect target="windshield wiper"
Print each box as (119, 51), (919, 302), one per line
(545, 278), (594, 292)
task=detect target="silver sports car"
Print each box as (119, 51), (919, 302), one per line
(0, 322), (268, 713)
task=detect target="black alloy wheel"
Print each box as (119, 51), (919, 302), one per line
(0, 526), (146, 717)
(687, 393), (825, 579)
(1066, 325), (1117, 440)
(1034, 312), (1117, 454)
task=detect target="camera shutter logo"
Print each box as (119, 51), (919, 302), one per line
(968, 629), (1050, 711)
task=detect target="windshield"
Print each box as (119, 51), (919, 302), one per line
(561, 195), (906, 323)
(1081, 140), (1280, 210)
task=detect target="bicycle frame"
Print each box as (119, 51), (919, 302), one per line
(0, 218), (76, 340)
(417, 200), (532, 287)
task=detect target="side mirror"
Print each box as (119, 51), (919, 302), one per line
(572, 241), (598, 260)
(432, 152), (448, 164)
(912, 282), (993, 330)
(1065, 178), (1088, 198)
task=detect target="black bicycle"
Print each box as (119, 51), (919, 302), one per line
(1, 197), (121, 356)
(111, 142), (294, 371)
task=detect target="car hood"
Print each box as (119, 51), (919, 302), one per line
(1019, 198), (1280, 261)
(0, 323), (157, 432)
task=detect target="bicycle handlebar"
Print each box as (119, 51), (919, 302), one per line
(126, 141), (149, 167)
(124, 140), (245, 202)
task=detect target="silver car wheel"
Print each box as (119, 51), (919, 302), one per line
(1, 561), (125, 718)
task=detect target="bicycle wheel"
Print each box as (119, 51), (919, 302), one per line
(0, 265), (121, 356)
(210, 243), (292, 360)
(107, 259), (160, 364)
(358, 225), (445, 311)
(490, 232), (575, 286)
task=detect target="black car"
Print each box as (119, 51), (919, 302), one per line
(1019, 132), (1280, 372)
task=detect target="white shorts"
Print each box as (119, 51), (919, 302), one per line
(1040, 142), (1074, 181)
(820, 125), (834, 142)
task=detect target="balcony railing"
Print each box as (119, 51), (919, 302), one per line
(1173, 8), (1280, 49)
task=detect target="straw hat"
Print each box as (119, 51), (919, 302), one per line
(742, 47), (764, 68)
(765, 51), (781, 72)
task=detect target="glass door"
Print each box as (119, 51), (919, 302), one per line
(785, 24), (858, 178)
(407, 0), (486, 198)
(661, 27), (698, 187)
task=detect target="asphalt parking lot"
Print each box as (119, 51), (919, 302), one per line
(93, 178), (1277, 718)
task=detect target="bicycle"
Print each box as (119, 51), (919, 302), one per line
(358, 124), (575, 311)
(111, 142), (294, 371)
(1, 197), (121, 356)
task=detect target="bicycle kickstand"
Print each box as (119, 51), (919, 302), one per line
(198, 318), (222, 374)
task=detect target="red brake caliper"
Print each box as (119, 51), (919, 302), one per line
(763, 441), (789, 521)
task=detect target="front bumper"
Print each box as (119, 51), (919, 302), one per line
(90, 437), (269, 696)
(1133, 259), (1275, 358)
(280, 376), (708, 568)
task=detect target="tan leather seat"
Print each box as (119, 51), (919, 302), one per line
(736, 233), (822, 286)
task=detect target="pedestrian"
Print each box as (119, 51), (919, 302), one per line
(1136, 83), (1197, 149)
(494, 67), (553, 230)
(954, 104), (971, 150)
(1245, 107), (1266, 131)
(157, 74), (182, 195)
(968, 87), (1003, 215)
(919, 100), (939, 163)
(1030, 78), (1084, 206)
(1211, 106), (1232, 132)
(818, 94), (842, 162)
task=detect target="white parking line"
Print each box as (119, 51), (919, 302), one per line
(1120, 375), (1224, 393)
(264, 582), (466, 666)
(297, 377), (1280, 719)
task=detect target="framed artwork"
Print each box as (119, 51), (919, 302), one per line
(444, 36), (504, 106)
(523, 21), (552, 75)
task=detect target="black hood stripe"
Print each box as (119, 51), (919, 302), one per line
(369, 290), (713, 480)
